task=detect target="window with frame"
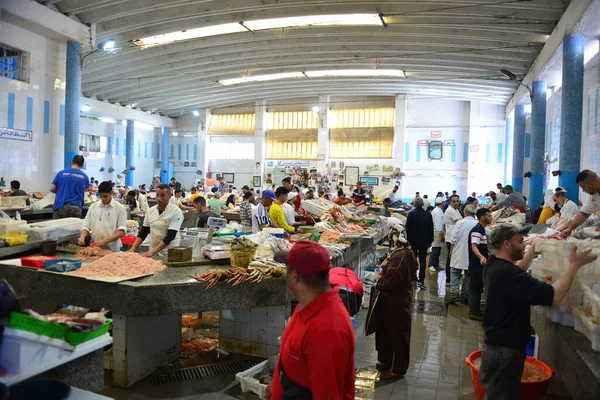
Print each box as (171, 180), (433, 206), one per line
(329, 108), (394, 158)
(79, 134), (106, 153)
(266, 111), (319, 160)
(0, 44), (30, 83)
(207, 135), (255, 160)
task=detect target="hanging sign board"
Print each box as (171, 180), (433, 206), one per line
(444, 140), (455, 146)
(470, 145), (480, 152)
(0, 128), (32, 142)
(417, 140), (429, 146)
(430, 131), (442, 138)
(275, 160), (310, 167)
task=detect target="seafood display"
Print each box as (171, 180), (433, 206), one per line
(26, 308), (108, 332)
(74, 246), (111, 260)
(70, 252), (166, 277)
(193, 264), (286, 290)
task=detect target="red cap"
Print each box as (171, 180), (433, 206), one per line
(274, 241), (331, 278)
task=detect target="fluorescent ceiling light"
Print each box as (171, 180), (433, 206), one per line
(133, 14), (380, 48)
(99, 117), (117, 124)
(172, 131), (179, 136)
(218, 69), (405, 86)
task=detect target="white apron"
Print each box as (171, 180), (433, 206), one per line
(92, 218), (122, 252)
(148, 215), (180, 257)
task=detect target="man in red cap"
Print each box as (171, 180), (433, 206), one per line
(267, 241), (355, 400)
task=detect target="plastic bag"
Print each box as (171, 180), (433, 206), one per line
(0, 210), (10, 221)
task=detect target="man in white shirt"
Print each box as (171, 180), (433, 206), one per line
(135, 189), (149, 213)
(422, 195), (431, 210)
(496, 183), (507, 204)
(562, 170), (600, 237)
(443, 195), (463, 285)
(129, 184), (184, 257)
(379, 185), (399, 202)
(78, 181), (127, 252)
(428, 197), (445, 271)
(554, 189), (579, 219)
(448, 204), (478, 305)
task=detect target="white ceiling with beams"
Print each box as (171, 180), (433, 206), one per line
(41, 0), (572, 117)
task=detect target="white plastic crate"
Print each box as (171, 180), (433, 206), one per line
(0, 220), (27, 235)
(544, 305), (574, 327)
(572, 307), (600, 352)
(25, 218), (83, 241)
(235, 356), (277, 399)
(581, 283), (600, 324)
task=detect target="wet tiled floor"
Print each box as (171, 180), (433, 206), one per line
(101, 249), (572, 399)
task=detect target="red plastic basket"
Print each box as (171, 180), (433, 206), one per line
(465, 350), (554, 400)
(20, 256), (58, 269)
(121, 236), (137, 245)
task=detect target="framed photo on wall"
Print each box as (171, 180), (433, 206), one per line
(253, 176), (262, 187)
(223, 173), (235, 183)
(344, 166), (359, 186)
(429, 141), (443, 160)
(360, 176), (379, 186)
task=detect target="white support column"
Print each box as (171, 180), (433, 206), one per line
(393, 95), (408, 198)
(467, 101), (481, 196)
(197, 109), (208, 184)
(316, 95), (330, 172)
(254, 100), (268, 188)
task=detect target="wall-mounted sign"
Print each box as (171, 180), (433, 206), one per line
(317, 154), (326, 160)
(417, 140), (429, 146)
(431, 131), (442, 138)
(444, 140), (455, 146)
(0, 128), (32, 142)
(275, 160), (310, 167)
(470, 145), (480, 152)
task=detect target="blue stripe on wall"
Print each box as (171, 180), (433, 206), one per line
(525, 134), (531, 157)
(193, 144), (197, 160)
(151, 143), (154, 159)
(7, 93), (15, 129)
(144, 142), (148, 158)
(107, 137), (112, 155)
(171, 144), (174, 158)
(43, 101), (50, 134)
(178, 144), (182, 160)
(116, 138), (120, 155)
(137, 141), (141, 157)
(595, 88), (599, 135)
(497, 143), (503, 163)
(404, 143), (409, 162)
(485, 143), (491, 163)
(26, 97), (33, 131)
(451, 145), (456, 162)
(463, 143), (468, 162)
(59, 104), (65, 136)
(415, 143), (421, 162)
(185, 144), (189, 160)
(587, 94), (592, 137)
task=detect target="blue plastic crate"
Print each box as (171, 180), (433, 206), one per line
(44, 259), (82, 273)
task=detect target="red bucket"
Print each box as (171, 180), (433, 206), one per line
(465, 350), (554, 400)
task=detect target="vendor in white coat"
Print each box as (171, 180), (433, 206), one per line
(554, 189), (579, 219)
(78, 181), (127, 251)
(129, 184), (183, 257)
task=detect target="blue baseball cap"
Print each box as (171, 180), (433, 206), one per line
(261, 190), (276, 200)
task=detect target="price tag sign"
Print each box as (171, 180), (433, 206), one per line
(417, 140), (429, 146)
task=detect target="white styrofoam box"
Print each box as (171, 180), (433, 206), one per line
(0, 220), (27, 235)
(235, 355), (277, 399)
(536, 239), (600, 275)
(581, 283), (600, 324)
(572, 307), (600, 352)
(544, 305), (574, 327)
(25, 218), (83, 241)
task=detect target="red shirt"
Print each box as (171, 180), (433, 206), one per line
(271, 288), (355, 400)
(329, 267), (364, 297)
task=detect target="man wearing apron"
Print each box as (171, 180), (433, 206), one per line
(78, 181), (128, 251)
(129, 184), (184, 257)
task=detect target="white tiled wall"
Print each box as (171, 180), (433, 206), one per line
(219, 305), (289, 358)
(112, 313), (181, 387)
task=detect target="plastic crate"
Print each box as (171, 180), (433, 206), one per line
(43, 259), (82, 273)
(121, 236), (137, 245)
(0, 233), (28, 246)
(64, 319), (112, 345)
(25, 218), (83, 241)
(9, 312), (68, 340)
(0, 220), (27, 235)
(235, 356), (277, 399)
(572, 307), (600, 352)
(544, 305), (574, 327)
(20, 255), (58, 269)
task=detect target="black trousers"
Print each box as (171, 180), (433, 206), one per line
(412, 247), (428, 284)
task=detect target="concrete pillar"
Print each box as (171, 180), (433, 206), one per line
(254, 100), (267, 187)
(197, 109), (208, 186)
(504, 116), (513, 185)
(393, 95), (407, 198)
(64, 40), (81, 168)
(559, 35), (585, 203)
(529, 81), (547, 209)
(160, 127), (169, 183)
(467, 101), (481, 196)
(316, 95), (330, 172)
(125, 120), (134, 187)
(512, 105), (526, 193)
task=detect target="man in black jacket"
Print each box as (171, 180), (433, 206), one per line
(406, 197), (434, 289)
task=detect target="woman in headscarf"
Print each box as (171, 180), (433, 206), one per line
(537, 189), (556, 224)
(375, 223), (418, 380)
